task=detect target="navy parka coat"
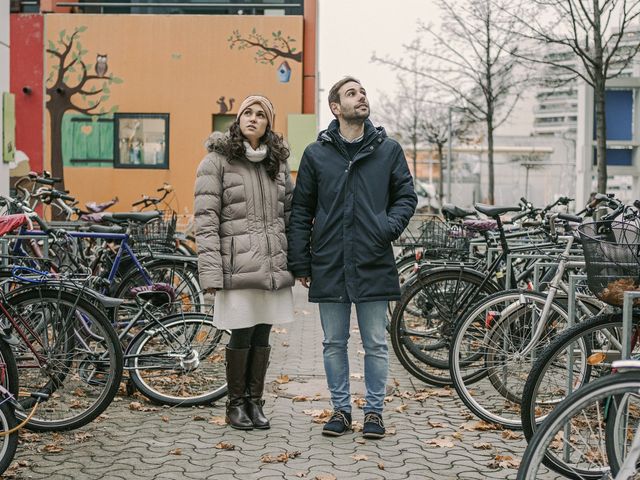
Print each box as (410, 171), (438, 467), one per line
(287, 119), (418, 303)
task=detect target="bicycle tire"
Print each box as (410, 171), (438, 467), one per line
(517, 371), (640, 480)
(450, 289), (570, 430)
(0, 400), (18, 476)
(127, 313), (228, 406)
(390, 267), (499, 386)
(521, 313), (635, 442)
(6, 286), (124, 431)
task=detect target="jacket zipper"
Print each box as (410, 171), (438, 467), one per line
(255, 164), (275, 290)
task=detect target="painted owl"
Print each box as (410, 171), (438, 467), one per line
(95, 54), (108, 77)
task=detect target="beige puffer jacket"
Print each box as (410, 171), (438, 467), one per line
(194, 132), (295, 291)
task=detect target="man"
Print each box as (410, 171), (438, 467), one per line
(288, 77), (417, 439)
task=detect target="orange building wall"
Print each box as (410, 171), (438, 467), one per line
(44, 14), (304, 216)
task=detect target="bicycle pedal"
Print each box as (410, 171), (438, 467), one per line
(30, 392), (50, 401)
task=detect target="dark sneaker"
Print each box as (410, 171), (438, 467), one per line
(322, 410), (352, 436)
(362, 412), (385, 439)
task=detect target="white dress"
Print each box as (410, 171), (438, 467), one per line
(212, 287), (295, 330)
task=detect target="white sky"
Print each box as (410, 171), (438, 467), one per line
(317, 0), (439, 128)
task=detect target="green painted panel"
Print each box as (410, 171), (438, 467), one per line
(286, 114), (317, 171)
(62, 114), (114, 168)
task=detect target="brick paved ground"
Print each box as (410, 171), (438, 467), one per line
(8, 286), (561, 480)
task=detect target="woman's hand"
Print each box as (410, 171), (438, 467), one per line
(297, 277), (311, 289)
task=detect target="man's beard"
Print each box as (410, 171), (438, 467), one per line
(342, 107), (370, 123)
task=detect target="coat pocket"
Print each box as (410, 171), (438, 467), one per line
(230, 236), (236, 273)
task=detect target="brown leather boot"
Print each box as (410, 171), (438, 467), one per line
(246, 346), (271, 429)
(225, 347), (253, 430)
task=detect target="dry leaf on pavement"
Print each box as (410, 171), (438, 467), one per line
(314, 475), (337, 480)
(488, 454), (521, 469)
(74, 432), (93, 443)
(275, 374), (290, 384)
(501, 430), (523, 440)
(452, 432), (463, 440)
(473, 442), (493, 450)
(377, 462), (385, 470)
(40, 444), (64, 453)
(428, 421), (444, 428)
(128, 401), (158, 412)
(353, 398), (366, 408)
(161, 415), (169, 423)
(395, 404), (408, 413)
(209, 416), (226, 426)
(460, 420), (501, 431)
(425, 438), (455, 448)
(292, 395), (310, 402)
(351, 454), (368, 461)
(260, 451), (301, 463)
(192, 415), (207, 421)
(214, 442), (235, 450)
(169, 448), (182, 455)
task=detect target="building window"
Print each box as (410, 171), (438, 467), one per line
(114, 114), (169, 169)
(212, 114), (236, 133)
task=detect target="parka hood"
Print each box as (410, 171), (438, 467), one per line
(204, 131), (228, 153)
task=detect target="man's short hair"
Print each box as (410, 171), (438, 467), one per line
(328, 76), (361, 108)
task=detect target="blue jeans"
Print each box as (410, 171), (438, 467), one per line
(318, 301), (389, 414)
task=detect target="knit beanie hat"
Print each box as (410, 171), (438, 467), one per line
(236, 95), (275, 128)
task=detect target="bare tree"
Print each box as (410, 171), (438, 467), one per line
(505, 0), (640, 194)
(372, 0), (527, 204)
(377, 83), (469, 204)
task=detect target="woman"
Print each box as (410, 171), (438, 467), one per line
(194, 95), (295, 430)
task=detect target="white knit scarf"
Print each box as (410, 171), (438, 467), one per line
(243, 141), (268, 163)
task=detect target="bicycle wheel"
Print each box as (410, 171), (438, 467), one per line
(127, 313), (228, 406)
(450, 290), (569, 430)
(0, 400), (18, 476)
(605, 387), (640, 476)
(115, 259), (202, 308)
(6, 286), (123, 431)
(389, 267), (499, 386)
(521, 313), (639, 441)
(517, 371), (640, 480)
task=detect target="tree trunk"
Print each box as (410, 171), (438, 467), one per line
(437, 143), (444, 205)
(594, 78), (608, 194)
(48, 107), (66, 193)
(487, 121), (495, 205)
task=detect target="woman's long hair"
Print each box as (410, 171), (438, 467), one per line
(212, 121), (289, 180)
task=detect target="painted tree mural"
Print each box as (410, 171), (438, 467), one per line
(228, 29), (302, 64)
(46, 26), (121, 190)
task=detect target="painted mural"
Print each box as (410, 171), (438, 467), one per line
(43, 14), (304, 213)
(45, 25), (122, 189)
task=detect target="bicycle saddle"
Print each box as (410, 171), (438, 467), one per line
(441, 204), (476, 221)
(474, 204), (521, 218)
(103, 211), (162, 224)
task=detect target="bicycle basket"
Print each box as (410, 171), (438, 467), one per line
(130, 213), (177, 253)
(578, 220), (640, 307)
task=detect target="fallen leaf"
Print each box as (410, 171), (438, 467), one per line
(295, 473), (307, 478)
(314, 475), (337, 480)
(352, 454), (368, 461)
(357, 350), (365, 355)
(302, 409), (333, 423)
(73, 388), (87, 397)
(460, 420), (501, 431)
(377, 462), (385, 470)
(169, 448), (182, 455)
(128, 401), (159, 412)
(473, 442), (493, 450)
(425, 437), (455, 448)
(193, 415), (207, 421)
(384, 396), (394, 403)
(501, 430), (523, 440)
(355, 438), (366, 444)
(488, 454), (520, 469)
(352, 421), (363, 432)
(260, 450), (301, 463)
(214, 442), (235, 450)
(209, 416), (226, 426)
(350, 373), (363, 379)
(41, 444), (64, 453)
(428, 421), (444, 428)
(353, 397), (366, 408)
(395, 404), (408, 413)
(74, 432), (93, 443)
(272, 328), (287, 334)
(282, 341), (290, 347)
(19, 431), (41, 443)
(386, 426), (397, 435)
(452, 432), (463, 440)
(275, 374), (290, 384)
(292, 395), (310, 402)
(161, 415), (170, 423)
